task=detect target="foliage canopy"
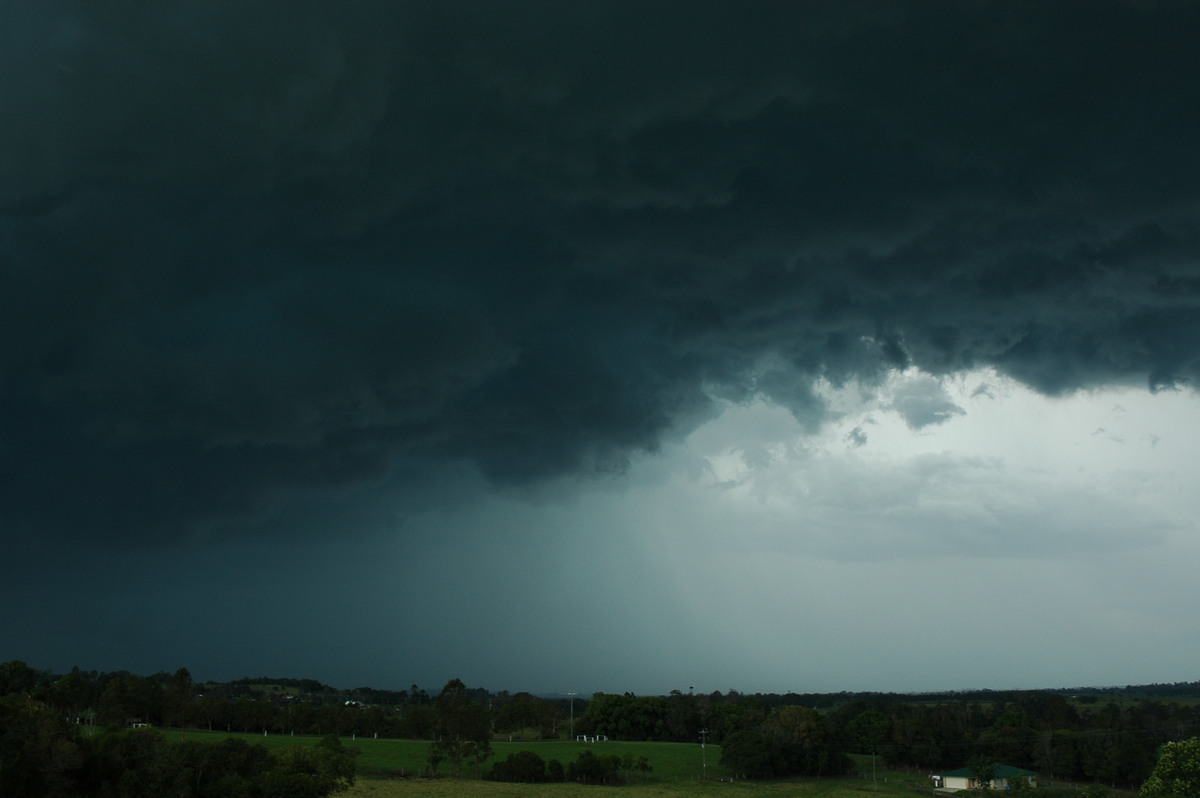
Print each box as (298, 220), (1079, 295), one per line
(1140, 737), (1200, 798)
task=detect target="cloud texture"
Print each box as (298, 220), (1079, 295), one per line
(6, 1), (1200, 550)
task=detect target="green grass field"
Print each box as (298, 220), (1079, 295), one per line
(342, 777), (922, 798)
(167, 731), (944, 797)
(170, 730), (732, 781)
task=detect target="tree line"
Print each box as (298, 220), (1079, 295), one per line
(0, 661), (560, 741)
(4, 660), (1199, 789)
(574, 687), (1200, 785)
(0, 694), (357, 798)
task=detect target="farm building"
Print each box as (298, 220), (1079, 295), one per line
(932, 764), (1037, 791)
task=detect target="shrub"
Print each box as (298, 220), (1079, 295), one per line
(489, 750), (548, 782)
(567, 749), (624, 784)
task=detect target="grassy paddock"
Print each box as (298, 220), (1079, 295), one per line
(342, 775), (923, 798)
(166, 730), (950, 797)
(177, 731), (1138, 797)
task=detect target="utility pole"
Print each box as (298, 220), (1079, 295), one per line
(568, 691), (576, 740)
(700, 728), (709, 778)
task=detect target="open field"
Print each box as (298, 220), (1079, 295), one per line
(341, 757), (955, 798)
(168, 730), (1139, 798)
(343, 777), (924, 798)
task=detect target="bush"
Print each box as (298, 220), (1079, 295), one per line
(567, 749), (624, 784)
(489, 750), (548, 782)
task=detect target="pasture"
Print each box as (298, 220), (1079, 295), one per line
(168, 731), (939, 797)
(343, 777), (922, 798)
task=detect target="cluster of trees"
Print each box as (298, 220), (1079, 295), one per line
(878, 695), (1196, 789)
(0, 695), (357, 798)
(576, 687), (1200, 787)
(575, 691), (853, 778)
(0, 661), (561, 741)
(720, 706), (853, 778)
(488, 749), (651, 785)
(814, 693), (1198, 788)
(421, 679), (654, 785)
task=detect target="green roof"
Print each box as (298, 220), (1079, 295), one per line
(942, 764), (1037, 779)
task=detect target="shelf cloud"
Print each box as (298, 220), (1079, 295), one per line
(4, 1), (1200, 693)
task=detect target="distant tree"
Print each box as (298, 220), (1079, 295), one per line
(1141, 737), (1200, 798)
(493, 692), (554, 738)
(428, 679), (492, 778)
(163, 668), (194, 728)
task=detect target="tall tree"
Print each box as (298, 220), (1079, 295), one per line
(428, 678), (492, 777)
(163, 668), (194, 729)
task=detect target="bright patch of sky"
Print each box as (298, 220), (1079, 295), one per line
(674, 368), (1196, 559)
(366, 369), (1200, 695)
(641, 370), (1199, 691)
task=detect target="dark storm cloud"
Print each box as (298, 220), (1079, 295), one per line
(4, 1), (1200, 545)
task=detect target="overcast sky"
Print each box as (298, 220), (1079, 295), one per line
(4, 1), (1200, 696)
